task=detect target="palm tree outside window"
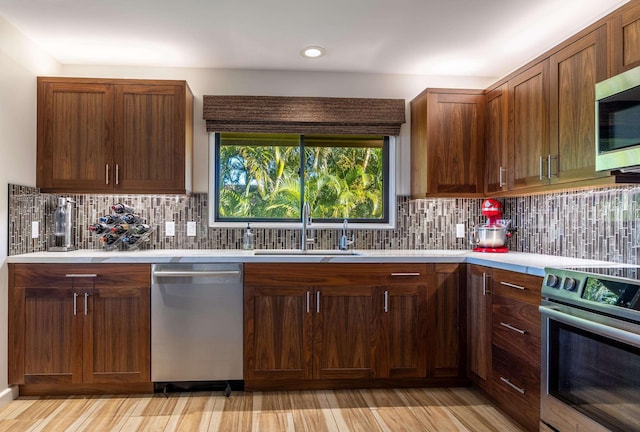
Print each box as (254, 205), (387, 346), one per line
(213, 132), (390, 223)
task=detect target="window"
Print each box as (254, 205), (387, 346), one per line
(210, 132), (391, 224)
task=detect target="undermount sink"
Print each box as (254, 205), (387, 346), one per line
(254, 249), (361, 256)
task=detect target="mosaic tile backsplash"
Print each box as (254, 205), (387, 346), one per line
(8, 184), (640, 264)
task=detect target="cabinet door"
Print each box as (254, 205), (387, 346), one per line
(425, 90), (485, 195)
(244, 282), (313, 382)
(314, 285), (376, 380)
(377, 267), (429, 379)
(466, 265), (492, 389)
(549, 26), (609, 184)
(612, 0), (640, 73)
(113, 83), (187, 193)
(485, 85), (509, 193)
(84, 285), (150, 383)
(37, 80), (113, 192)
(21, 287), (83, 385)
(427, 263), (464, 379)
(510, 60), (550, 189)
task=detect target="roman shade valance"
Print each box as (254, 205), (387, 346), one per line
(203, 95), (406, 135)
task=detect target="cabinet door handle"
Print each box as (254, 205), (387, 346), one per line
(73, 292), (78, 316)
(105, 164), (110, 185)
(115, 164), (119, 185)
(500, 281), (526, 290)
(306, 291), (310, 314)
(547, 154), (552, 179)
(84, 292), (89, 315)
(500, 322), (526, 335)
(65, 274), (98, 278)
(384, 290), (389, 313)
(482, 273), (491, 296)
(500, 376), (526, 394)
(539, 156), (544, 181)
(316, 291), (320, 314)
(498, 167), (505, 188)
(390, 273), (421, 277)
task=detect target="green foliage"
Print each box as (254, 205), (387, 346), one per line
(217, 134), (386, 221)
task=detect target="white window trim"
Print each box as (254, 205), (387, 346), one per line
(208, 134), (397, 230)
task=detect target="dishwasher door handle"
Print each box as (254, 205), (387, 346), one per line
(152, 270), (241, 278)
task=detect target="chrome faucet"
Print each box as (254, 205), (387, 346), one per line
(301, 201), (314, 251)
(339, 218), (354, 251)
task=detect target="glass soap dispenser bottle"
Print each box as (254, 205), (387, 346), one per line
(243, 223), (255, 250)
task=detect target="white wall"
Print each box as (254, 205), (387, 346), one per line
(62, 65), (496, 194)
(0, 16), (61, 405)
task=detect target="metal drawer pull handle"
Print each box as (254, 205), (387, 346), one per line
(65, 274), (98, 278)
(390, 273), (421, 277)
(306, 291), (310, 314)
(73, 293), (78, 316)
(84, 292), (89, 315)
(500, 376), (526, 394)
(500, 281), (526, 290)
(500, 322), (526, 335)
(152, 270), (241, 278)
(384, 290), (389, 313)
(106, 164), (109, 185)
(115, 164), (119, 185)
(482, 273), (490, 296)
(316, 291), (320, 314)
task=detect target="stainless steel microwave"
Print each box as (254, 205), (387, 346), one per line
(596, 66), (640, 173)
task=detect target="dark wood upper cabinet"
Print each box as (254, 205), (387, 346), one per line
(548, 25), (609, 185)
(611, 0), (640, 73)
(37, 82), (114, 192)
(411, 89), (485, 197)
(37, 77), (193, 194)
(509, 60), (550, 190)
(485, 84), (510, 193)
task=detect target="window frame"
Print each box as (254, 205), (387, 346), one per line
(208, 133), (397, 229)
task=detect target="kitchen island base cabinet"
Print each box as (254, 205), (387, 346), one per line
(8, 264), (152, 395)
(244, 263), (465, 391)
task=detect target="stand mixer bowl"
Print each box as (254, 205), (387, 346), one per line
(471, 225), (508, 248)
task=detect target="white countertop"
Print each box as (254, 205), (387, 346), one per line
(6, 249), (617, 277)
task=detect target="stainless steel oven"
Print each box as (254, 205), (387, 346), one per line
(540, 267), (640, 432)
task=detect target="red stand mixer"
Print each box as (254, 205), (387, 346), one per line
(470, 199), (511, 253)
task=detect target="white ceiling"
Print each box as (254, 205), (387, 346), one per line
(0, 0), (631, 79)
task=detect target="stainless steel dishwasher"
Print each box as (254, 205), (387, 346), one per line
(151, 263), (243, 394)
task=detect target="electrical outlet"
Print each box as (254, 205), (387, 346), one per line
(31, 221), (39, 239)
(456, 223), (465, 238)
(165, 221), (175, 237)
(187, 221), (196, 236)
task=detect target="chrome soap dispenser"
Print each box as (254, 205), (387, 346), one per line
(50, 197), (76, 252)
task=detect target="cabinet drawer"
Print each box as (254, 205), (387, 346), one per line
(377, 263), (430, 285)
(492, 269), (542, 304)
(12, 264), (150, 288)
(492, 294), (541, 367)
(491, 345), (540, 431)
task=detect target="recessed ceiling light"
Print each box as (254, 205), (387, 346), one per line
(301, 46), (326, 59)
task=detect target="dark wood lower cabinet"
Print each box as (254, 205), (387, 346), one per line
(244, 263), (465, 391)
(466, 265), (543, 432)
(9, 264), (152, 395)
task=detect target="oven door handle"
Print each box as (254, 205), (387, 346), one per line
(540, 305), (640, 348)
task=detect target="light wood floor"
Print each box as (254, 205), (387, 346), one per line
(0, 387), (525, 432)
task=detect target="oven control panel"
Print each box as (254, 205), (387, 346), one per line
(543, 266), (640, 322)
